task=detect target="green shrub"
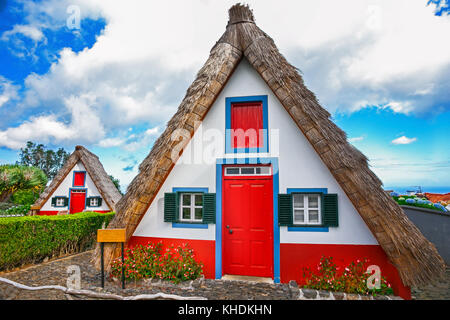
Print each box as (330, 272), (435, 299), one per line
(0, 204), (30, 216)
(110, 242), (204, 283)
(11, 189), (41, 206)
(0, 211), (115, 270)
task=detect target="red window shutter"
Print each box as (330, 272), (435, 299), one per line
(230, 102), (263, 148)
(73, 172), (86, 187)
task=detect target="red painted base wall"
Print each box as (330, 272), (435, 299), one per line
(280, 243), (411, 299)
(128, 236), (216, 279)
(38, 210), (111, 215)
(126, 237), (410, 299)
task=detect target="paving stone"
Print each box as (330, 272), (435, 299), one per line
(0, 250), (442, 300)
(301, 288), (318, 299)
(332, 292), (345, 300)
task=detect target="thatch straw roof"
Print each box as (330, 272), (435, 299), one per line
(31, 145), (122, 211)
(94, 4), (444, 286)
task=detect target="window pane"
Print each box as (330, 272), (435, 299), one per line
(195, 208), (203, 220)
(308, 195), (319, 208)
(294, 209), (304, 223)
(182, 208), (191, 220)
(195, 194), (203, 206)
(226, 168), (240, 175)
(182, 194), (191, 206)
(259, 166), (270, 175)
(293, 194), (304, 207)
(309, 210), (319, 223)
(241, 167), (254, 175)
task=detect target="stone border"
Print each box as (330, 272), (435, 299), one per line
(110, 275), (206, 291)
(288, 280), (403, 300)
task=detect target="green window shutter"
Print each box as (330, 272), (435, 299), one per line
(278, 193), (293, 226)
(86, 197), (91, 206)
(203, 193), (216, 224)
(97, 197), (102, 207)
(323, 193), (338, 227)
(51, 197), (57, 206)
(64, 197), (69, 206)
(164, 193), (177, 222)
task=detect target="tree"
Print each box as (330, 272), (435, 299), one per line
(0, 165), (48, 202)
(109, 175), (123, 195)
(17, 141), (70, 180)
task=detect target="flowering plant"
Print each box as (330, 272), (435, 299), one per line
(110, 242), (204, 283)
(302, 256), (394, 296)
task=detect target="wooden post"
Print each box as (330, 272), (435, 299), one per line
(121, 242), (125, 289)
(100, 242), (104, 288)
(97, 229), (126, 290)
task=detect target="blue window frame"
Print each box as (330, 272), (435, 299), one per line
(171, 187), (209, 229)
(72, 171), (86, 187)
(225, 95), (269, 154)
(286, 188), (329, 232)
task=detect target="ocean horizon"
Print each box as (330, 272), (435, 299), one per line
(384, 186), (450, 194)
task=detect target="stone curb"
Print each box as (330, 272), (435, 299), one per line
(288, 280), (402, 300)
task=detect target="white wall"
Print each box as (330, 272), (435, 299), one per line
(40, 161), (111, 211)
(133, 59), (378, 245)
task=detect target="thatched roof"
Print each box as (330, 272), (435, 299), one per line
(94, 4), (444, 286)
(31, 145), (122, 211)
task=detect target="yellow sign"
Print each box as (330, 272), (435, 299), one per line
(97, 229), (126, 243)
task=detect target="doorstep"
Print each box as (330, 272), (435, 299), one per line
(221, 275), (274, 284)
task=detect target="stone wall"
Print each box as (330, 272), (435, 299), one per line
(288, 281), (403, 300)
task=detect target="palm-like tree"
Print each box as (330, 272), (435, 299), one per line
(0, 165), (47, 202)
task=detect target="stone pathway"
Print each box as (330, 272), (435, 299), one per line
(411, 265), (450, 300)
(0, 251), (447, 300)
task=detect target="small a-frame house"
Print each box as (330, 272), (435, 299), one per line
(31, 146), (121, 215)
(95, 4), (444, 299)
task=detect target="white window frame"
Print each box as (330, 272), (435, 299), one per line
(292, 193), (322, 225)
(224, 166), (272, 176)
(55, 197), (65, 207)
(90, 197), (99, 207)
(179, 193), (203, 223)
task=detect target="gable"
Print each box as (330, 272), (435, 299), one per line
(134, 58), (377, 245)
(40, 161), (111, 211)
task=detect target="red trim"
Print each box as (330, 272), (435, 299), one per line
(37, 209), (111, 215)
(280, 243), (411, 299)
(37, 211), (59, 216)
(128, 236), (215, 279)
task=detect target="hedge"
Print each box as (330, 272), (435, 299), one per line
(0, 211), (115, 271)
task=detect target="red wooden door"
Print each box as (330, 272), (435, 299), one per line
(70, 190), (86, 214)
(222, 171), (273, 277)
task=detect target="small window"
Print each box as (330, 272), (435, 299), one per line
(90, 198), (98, 207)
(73, 172), (86, 187)
(56, 197), (65, 207)
(225, 166), (271, 176)
(179, 193), (203, 222)
(292, 194), (321, 225)
(230, 102), (264, 149)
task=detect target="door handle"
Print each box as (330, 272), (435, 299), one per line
(229, 229), (233, 234)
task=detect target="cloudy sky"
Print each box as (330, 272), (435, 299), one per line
(0, 0), (449, 191)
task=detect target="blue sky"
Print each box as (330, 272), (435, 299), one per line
(0, 0), (449, 191)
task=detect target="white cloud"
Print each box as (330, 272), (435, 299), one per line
(349, 136), (365, 143)
(0, 77), (19, 107)
(392, 136), (417, 145)
(1, 0), (450, 150)
(1, 25), (45, 42)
